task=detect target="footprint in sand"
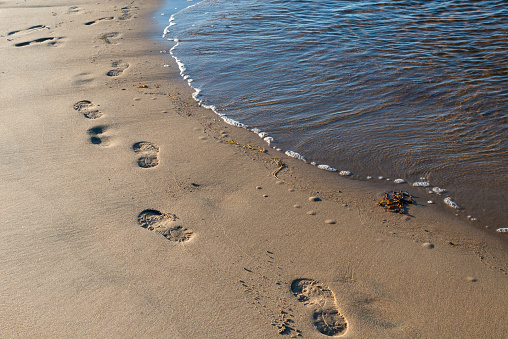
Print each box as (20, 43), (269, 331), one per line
(291, 279), (348, 336)
(87, 126), (111, 146)
(137, 209), (194, 242)
(72, 72), (95, 86)
(132, 141), (160, 168)
(7, 25), (48, 37)
(98, 32), (121, 45)
(73, 100), (103, 119)
(84, 17), (114, 26)
(106, 61), (129, 76)
(67, 6), (82, 14)
(14, 37), (64, 47)
(118, 6), (138, 21)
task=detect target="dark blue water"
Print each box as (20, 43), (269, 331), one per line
(161, 0), (508, 233)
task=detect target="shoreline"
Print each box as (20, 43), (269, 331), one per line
(1, 0), (507, 337)
(161, 0), (508, 236)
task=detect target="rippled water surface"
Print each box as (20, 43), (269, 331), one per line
(164, 0), (507, 232)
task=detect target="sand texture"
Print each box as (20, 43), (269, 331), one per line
(1, 0), (507, 337)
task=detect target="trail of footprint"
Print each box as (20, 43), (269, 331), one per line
(98, 32), (120, 44)
(132, 141), (160, 168)
(137, 209), (194, 242)
(7, 25), (48, 37)
(73, 100), (103, 119)
(291, 279), (348, 336)
(14, 37), (63, 47)
(106, 61), (129, 76)
(84, 17), (114, 26)
(87, 126), (111, 146)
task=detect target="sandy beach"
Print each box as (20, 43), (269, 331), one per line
(1, 0), (507, 337)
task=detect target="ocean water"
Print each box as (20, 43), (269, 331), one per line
(161, 0), (507, 234)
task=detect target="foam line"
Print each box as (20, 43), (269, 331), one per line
(444, 197), (460, 209)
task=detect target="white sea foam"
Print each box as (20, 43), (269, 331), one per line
(251, 128), (263, 136)
(221, 116), (245, 127)
(413, 182), (431, 187)
(496, 228), (508, 233)
(394, 179), (406, 184)
(444, 197), (460, 209)
(192, 88), (201, 99)
(317, 164), (337, 171)
(339, 171), (351, 176)
(432, 187), (447, 194)
(263, 136), (273, 144)
(285, 151), (307, 162)
(249, 128), (274, 145)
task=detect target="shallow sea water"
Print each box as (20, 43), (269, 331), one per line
(161, 0), (507, 234)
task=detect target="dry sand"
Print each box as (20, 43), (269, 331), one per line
(1, 0), (507, 337)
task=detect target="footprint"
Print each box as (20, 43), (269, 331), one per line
(118, 6), (135, 21)
(7, 25), (48, 37)
(14, 37), (63, 47)
(98, 32), (120, 44)
(84, 17), (114, 26)
(291, 279), (348, 336)
(106, 61), (129, 76)
(132, 141), (160, 168)
(72, 72), (94, 86)
(137, 209), (194, 242)
(67, 6), (82, 14)
(87, 126), (110, 146)
(73, 100), (103, 119)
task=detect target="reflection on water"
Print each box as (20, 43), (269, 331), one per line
(166, 0), (507, 232)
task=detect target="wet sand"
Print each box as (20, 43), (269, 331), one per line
(1, 0), (507, 337)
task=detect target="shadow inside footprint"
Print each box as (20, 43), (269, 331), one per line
(14, 37), (63, 47)
(88, 126), (105, 135)
(137, 209), (193, 242)
(87, 125), (110, 146)
(84, 17), (114, 25)
(8, 25), (47, 36)
(291, 279), (348, 336)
